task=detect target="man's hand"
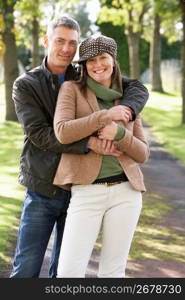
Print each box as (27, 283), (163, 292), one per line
(87, 136), (122, 157)
(122, 106), (133, 123)
(108, 105), (132, 125)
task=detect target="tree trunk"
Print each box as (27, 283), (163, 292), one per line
(2, 0), (19, 121)
(150, 13), (163, 92)
(127, 28), (140, 79)
(31, 17), (40, 68)
(181, 0), (185, 124)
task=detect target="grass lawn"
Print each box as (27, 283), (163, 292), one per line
(141, 86), (185, 162)
(130, 193), (184, 263)
(0, 121), (25, 275)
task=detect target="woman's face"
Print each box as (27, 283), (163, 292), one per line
(86, 52), (114, 87)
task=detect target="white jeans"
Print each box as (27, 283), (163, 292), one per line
(57, 181), (142, 278)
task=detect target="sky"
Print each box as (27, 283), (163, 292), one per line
(86, 0), (100, 22)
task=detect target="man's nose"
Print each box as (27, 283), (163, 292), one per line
(62, 43), (70, 52)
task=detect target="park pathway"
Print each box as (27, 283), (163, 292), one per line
(40, 124), (185, 278)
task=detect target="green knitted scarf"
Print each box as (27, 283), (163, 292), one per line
(87, 76), (122, 101)
(86, 76), (124, 180)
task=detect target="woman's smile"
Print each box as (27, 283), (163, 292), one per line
(86, 52), (114, 87)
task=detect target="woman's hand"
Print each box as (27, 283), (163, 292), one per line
(87, 137), (122, 157)
(98, 121), (117, 140)
(100, 139), (122, 156)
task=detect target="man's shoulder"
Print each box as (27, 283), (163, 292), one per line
(14, 65), (44, 87)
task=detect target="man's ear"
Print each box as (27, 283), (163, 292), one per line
(43, 35), (48, 48)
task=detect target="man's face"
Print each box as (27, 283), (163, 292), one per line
(43, 26), (79, 74)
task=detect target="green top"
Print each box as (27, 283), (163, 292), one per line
(87, 76), (125, 179)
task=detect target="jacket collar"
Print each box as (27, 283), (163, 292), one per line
(41, 56), (78, 81)
(85, 87), (100, 112)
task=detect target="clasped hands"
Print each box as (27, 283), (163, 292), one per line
(88, 106), (132, 157)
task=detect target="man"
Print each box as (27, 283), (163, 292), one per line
(10, 15), (149, 278)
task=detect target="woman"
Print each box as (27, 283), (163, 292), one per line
(53, 35), (150, 277)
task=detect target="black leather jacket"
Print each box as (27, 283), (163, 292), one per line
(13, 57), (149, 199)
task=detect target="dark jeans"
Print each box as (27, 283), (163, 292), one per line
(10, 188), (70, 278)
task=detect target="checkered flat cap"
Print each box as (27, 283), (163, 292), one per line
(78, 35), (117, 63)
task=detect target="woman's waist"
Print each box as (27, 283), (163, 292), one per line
(92, 173), (128, 185)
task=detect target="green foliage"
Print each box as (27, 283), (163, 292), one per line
(14, 0), (44, 49)
(152, 0), (181, 43)
(161, 37), (181, 60)
(17, 45), (31, 68)
(15, 0), (44, 18)
(139, 38), (149, 74)
(98, 0), (150, 30)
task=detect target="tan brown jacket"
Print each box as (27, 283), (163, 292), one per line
(53, 81), (150, 192)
